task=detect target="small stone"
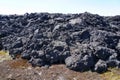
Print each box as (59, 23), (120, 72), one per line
(94, 60), (107, 73)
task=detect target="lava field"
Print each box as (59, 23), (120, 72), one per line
(0, 12), (120, 73)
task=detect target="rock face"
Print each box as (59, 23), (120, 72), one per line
(0, 12), (120, 73)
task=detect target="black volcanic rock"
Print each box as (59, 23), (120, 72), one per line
(94, 60), (107, 73)
(0, 12), (120, 73)
(0, 41), (3, 50)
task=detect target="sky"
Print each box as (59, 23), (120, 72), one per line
(0, 0), (120, 16)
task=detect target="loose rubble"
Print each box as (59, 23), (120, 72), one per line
(0, 12), (120, 73)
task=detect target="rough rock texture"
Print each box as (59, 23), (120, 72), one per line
(94, 60), (107, 73)
(0, 12), (120, 73)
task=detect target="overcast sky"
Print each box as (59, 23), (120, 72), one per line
(0, 0), (120, 16)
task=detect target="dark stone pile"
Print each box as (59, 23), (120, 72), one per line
(0, 12), (120, 73)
